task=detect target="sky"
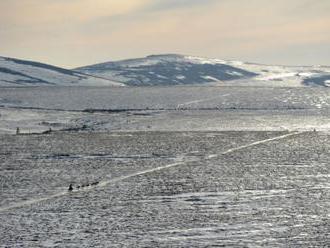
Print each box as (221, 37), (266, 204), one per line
(0, 0), (329, 68)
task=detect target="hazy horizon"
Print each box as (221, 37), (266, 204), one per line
(1, 0), (329, 68)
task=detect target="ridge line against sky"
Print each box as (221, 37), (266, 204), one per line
(0, 0), (329, 68)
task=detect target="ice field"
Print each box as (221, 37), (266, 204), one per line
(0, 86), (330, 134)
(0, 86), (329, 247)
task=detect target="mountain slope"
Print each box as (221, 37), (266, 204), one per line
(0, 56), (124, 87)
(76, 54), (330, 87)
(229, 61), (330, 87)
(75, 54), (258, 86)
(2, 54), (329, 87)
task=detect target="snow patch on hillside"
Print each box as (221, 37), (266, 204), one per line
(0, 56), (123, 87)
(75, 54), (258, 86)
(75, 54), (330, 87)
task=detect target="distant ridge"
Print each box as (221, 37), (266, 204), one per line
(1, 54), (330, 87)
(0, 56), (124, 87)
(75, 54), (330, 87)
(75, 54), (257, 86)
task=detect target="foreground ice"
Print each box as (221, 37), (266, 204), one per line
(0, 131), (329, 247)
(0, 86), (329, 246)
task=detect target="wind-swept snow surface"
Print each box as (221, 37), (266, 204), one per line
(0, 56), (124, 87)
(0, 83), (329, 246)
(1, 131), (329, 246)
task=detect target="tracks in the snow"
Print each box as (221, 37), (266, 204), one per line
(0, 131), (305, 213)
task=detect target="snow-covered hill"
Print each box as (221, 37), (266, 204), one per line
(75, 54), (258, 86)
(229, 61), (330, 87)
(1, 54), (329, 87)
(75, 54), (330, 87)
(0, 56), (124, 87)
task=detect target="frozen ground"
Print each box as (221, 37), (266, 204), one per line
(1, 86), (330, 111)
(0, 86), (330, 134)
(0, 86), (329, 247)
(0, 131), (329, 247)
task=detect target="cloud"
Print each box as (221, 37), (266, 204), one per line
(0, 0), (151, 26)
(146, 0), (218, 11)
(0, 0), (329, 67)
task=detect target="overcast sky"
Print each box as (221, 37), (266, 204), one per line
(0, 0), (329, 68)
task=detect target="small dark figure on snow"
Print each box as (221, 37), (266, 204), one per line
(68, 184), (73, 191)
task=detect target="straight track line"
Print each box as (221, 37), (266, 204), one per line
(0, 131), (304, 213)
(208, 131), (303, 158)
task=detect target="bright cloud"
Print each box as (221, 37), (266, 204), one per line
(0, 0), (329, 67)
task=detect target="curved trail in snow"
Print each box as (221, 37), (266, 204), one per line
(0, 131), (304, 213)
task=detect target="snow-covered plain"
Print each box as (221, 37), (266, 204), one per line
(0, 85), (329, 246)
(0, 131), (329, 246)
(0, 86), (330, 134)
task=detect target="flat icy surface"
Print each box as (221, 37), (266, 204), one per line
(0, 86), (330, 134)
(1, 86), (330, 111)
(0, 86), (329, 247)
(0, 131), (329, 247)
